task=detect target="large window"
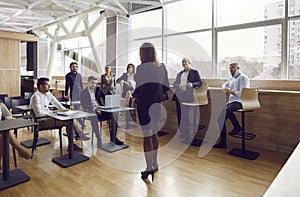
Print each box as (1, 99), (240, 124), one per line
(131, 9), (162, 39)
(289, 0), (300, 16)
(289, 19), (300, 79)
(218, 25), (281, 79)
(166, 0), (212, 32)
(216, 0), (284, 27)
(166, 31), (212, 78)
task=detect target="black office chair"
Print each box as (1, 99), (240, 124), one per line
(11, 98), (32, 119)
(4, 96), (22, 111)
(0, 94), (8, 102)
(30, 109), (63, 156)
(24, 92), (34, 99)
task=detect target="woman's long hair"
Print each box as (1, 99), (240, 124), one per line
(139, 42), (160, 66)
(126, 63), (135, 73)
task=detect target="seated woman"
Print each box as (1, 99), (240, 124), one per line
(0, 100), (32, 167)
(116, 63), (136, 99)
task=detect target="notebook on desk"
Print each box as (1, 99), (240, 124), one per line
(98, 95), (121, 109)
(57, 110), (79, 116)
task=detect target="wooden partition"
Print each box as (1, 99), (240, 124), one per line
(0, 38), (20, 96)
(161, 79), (300, 154)
(0, 31), (37, 96)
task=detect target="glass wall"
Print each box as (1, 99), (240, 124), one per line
(216, 0), (284, 27)
(218, 25), (281, 79)
(48, 0), (300, 80)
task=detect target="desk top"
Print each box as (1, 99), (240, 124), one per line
(264, 143), (300, 197)
(15, 105), (31, 111)
(0, 119), (38, 132)
(47, 110), (96, 121)
(98, 106), (135, 113)
(60, 101), (80, 106)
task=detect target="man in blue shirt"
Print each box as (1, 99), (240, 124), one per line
(214, 63), (250, 148)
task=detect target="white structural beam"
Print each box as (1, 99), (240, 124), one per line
(86, 12), (107, 34)
(43, 28), (54, 40)
(46, 26), (60, 78)
(71, 15), (83, 33)
(83, 16), (101, 74)
(114, 1), (128, 14)
(59, 21), (70, 35)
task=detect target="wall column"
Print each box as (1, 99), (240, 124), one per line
(106, 15), (130, 77)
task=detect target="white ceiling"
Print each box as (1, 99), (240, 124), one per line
(0, 0), (165, 33)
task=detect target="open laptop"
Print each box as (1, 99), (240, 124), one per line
(99, 95), (121, 109)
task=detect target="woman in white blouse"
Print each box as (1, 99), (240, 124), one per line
(0, 101), (33, 166)
(116, 63), (136, 98)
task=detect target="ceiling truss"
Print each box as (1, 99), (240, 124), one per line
(0, 0), (164, 33)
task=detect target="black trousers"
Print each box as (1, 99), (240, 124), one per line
(173, 91), (193, 138)
(218, 101), (242, 144)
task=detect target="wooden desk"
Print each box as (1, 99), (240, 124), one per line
(0, 119), (38, 190)
(264, 143), (300, 196)
(47, 110), (95, 167)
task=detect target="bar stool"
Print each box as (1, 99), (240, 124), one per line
(228, 88), (261, 160)
(181, 79), (209, 146)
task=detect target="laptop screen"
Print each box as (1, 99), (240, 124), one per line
(103, 95), (121, 109)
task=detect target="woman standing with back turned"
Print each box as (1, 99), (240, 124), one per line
(133, 42), (169, 181)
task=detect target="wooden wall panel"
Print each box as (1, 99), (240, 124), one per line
(0, 38), (20, 96)
(161, 87), (300, 154)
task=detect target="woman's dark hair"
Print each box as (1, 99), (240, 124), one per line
(126, 63), (135, 73)
(139, 42), (159, 66)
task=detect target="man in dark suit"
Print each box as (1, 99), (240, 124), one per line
(80, 76), (124, 146)
(172, 58), (202, 143)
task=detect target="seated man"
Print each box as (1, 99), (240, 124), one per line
(30, 77), (82, 151)
(80, 76), (124, 145)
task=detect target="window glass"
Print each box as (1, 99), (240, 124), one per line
(166, 0), (212, 32)
(166, 31), (212, 78)
(216, 0), (284, 27)
(131, 9), (162, 39)
(218, 25), (282, 79)
(289, 0), (300, 16)
(288, 19), (300, 79)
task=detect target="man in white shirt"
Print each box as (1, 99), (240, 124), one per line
(214, 63), (250, 148)
(30, 77), (82, 151)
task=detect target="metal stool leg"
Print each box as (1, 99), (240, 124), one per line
(228, 111), (260, 160)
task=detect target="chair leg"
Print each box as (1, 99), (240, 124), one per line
(32, 127), (39, 154)
(12, 146), (17, 167)
(241, 112), (246, 153)
(59, 129), (62, 156)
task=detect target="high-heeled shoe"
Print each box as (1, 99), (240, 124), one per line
(141, 170), (155, 181)
(153, 164), (159, 171)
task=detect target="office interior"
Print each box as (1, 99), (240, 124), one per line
(0, 0), (300, 196)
